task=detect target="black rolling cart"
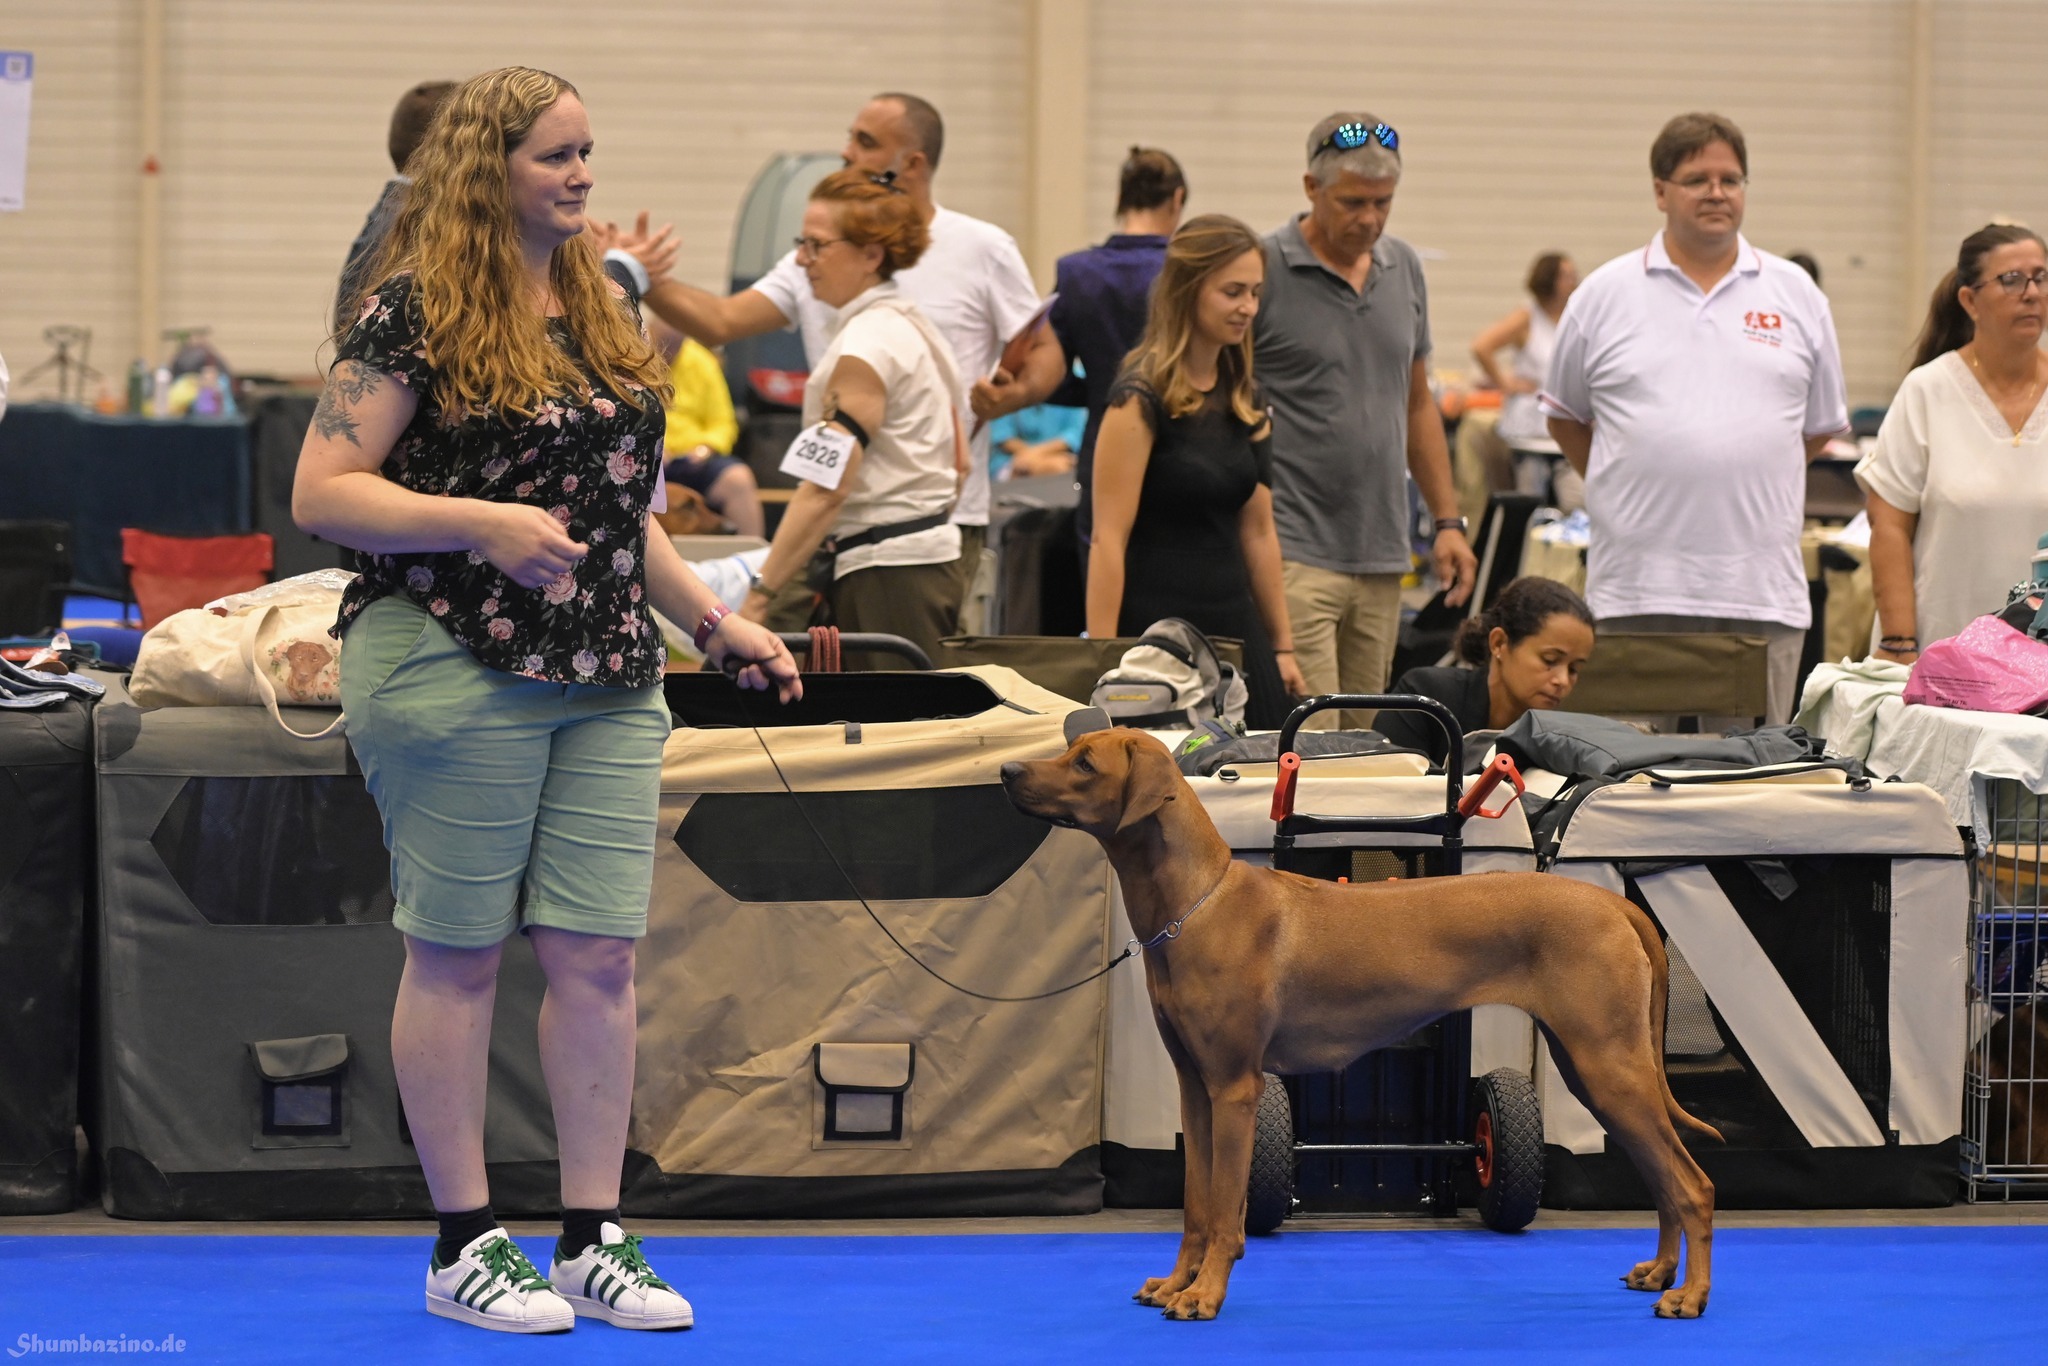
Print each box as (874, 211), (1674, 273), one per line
(1245, 693), (1546, 1234)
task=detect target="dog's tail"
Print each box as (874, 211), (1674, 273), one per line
(1620, 899), (1725, 1147)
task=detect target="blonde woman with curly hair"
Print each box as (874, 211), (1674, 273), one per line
(295, 66), (799, 1334)
(737, 167), (969, 667)
(1088, 214), (1307, 727)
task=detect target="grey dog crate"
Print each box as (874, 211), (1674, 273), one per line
(0, 695), (95, 1211)
(91, 677), (559, 1218)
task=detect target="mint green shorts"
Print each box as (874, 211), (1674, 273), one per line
(339, 596), (670, 949)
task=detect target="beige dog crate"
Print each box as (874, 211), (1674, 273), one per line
(1102, 756), (1541, 1208)
(623, 666), (1118, 1217)
(1530, 767), (1968, 1207)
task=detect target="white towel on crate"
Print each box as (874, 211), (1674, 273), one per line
(1794, 657), (1909, 765)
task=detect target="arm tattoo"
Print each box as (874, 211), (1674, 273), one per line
(312, 361), (382, 447)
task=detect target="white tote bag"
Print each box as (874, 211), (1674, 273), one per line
(128, 572), (353, 740)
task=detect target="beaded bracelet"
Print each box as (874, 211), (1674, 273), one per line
(694, 604), (731, 653)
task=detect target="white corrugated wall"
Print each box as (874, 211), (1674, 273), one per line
(1088, 0), (1914, 406)
(2, 1), (2045, 407)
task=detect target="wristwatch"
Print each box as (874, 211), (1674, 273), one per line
(748, 570), (773, 597)
(1433, 516), (1470, 536)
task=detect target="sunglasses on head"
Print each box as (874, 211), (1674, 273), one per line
(1317, 121), (1399, 156)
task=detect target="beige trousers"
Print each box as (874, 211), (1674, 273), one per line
(1596, 613), (1806, 729)
(1281, 560), (1405, 730)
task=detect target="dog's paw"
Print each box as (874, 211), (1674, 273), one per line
(1159, 1288), (1223, 1321)
(1621, 1258), (1677, 1291)
(1653, 1285), (1708, 1319)
(1134, 1276), (1174, 1306)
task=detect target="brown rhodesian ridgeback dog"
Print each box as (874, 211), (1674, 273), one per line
(1000, 729), (1721, 1322)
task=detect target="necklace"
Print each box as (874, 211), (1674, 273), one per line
(1965, 347), (2044, 447)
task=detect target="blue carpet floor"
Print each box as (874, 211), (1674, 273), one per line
(0, 1226), (2032, 1364)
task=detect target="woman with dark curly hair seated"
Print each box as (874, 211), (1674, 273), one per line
(1375, 577), (1595, 767)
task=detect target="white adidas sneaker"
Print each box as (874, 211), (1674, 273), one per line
(425, 1229), (575, 1334)
(549, 1222), (694, 1330)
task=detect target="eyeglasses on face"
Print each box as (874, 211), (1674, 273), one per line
(793, 235), (848, 260)
(1665, 174), (1747, 196)
(1974, 268), (2048, 296)
(1317, 121), (1399, 156)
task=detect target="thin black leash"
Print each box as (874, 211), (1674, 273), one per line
(720, 671), (1201, 1002)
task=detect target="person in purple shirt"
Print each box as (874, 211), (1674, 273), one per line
(1046, 148), (1187, 564)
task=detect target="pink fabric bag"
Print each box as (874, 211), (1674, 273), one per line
(1903, 614), (2048, 714)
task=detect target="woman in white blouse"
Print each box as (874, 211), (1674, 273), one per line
(1858, 224), (2048, 662)
(736, 168), (966, 665)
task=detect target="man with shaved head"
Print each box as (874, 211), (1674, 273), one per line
(633, 93), (1064, 625)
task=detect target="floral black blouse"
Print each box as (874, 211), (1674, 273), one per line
(331, 272), (668, 688)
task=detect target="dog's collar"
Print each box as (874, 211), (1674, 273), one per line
(1135, 865), (1228, 951)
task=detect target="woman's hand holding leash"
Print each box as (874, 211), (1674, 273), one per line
(705, 613), (803, 702)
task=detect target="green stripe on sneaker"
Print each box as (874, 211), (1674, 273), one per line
(454, 1270), (481, 1302)
(475, 1288), (507, 1314)
(584, 1266), (603, 1299)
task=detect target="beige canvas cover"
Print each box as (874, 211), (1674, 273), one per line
(632, 666), (1116, 1187)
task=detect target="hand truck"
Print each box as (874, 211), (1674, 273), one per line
(1245, 693), (1545, 1233)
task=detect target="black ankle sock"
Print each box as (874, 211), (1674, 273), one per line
(434, 1205), (498, 1267)
(558, 1206), (619, 1262)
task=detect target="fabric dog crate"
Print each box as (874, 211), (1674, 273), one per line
(1102, 757), (1539, 1207)
(91, 677), (557, 1218)
(1529, 768), (1967, 1208)
(0, 696), (95, 1211)
(625, 666), (1116, 1217)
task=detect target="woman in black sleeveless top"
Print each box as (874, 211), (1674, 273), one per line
(1087, 216), (1307, 728)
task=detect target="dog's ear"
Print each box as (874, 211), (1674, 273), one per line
(1115, 735), (1181, 832)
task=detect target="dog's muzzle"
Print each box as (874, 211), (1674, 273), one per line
(999, 762), (1079, 827)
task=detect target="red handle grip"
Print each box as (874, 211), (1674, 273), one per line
(1269, 750), (1302, 823)
(1457, 754), (1526, 820)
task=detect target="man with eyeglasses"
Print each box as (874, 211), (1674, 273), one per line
(1542, 111), (1847, 726)
(1255, 112), (1477, 729)
(621, 93), (1061, 626)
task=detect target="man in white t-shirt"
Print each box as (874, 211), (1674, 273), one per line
(635, 93), (1062, 615)
(1541, 112), (1847, 725)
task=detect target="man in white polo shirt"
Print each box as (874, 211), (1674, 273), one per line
(634, 93), (1061, 621)
(1542, 112), (1847, 725)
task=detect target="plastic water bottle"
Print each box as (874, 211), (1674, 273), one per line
(150, 365), (173, 418)
(126, 360), (148, 414)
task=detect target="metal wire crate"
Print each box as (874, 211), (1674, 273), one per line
(1964, 778), (2048, 1199)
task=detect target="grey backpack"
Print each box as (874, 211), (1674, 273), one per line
(1090, 619), (1248, 729)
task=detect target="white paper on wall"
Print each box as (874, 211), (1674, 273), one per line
(0, 52), (33, 212)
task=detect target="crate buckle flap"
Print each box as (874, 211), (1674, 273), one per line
(815, 1042), (914, 1143)
(249, 1033), (349, 1082)
(813, 1041), (914, 1092)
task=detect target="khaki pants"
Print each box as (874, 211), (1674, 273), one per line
(830, 559), (960, 671)
(1281, 560), (1405, 730)
(1596, 613), (1805, 728)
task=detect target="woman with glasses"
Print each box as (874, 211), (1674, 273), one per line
(735, 168), (967, 667)
(1088, 215), (1309, 728)
(1857, 224), (2048, 661)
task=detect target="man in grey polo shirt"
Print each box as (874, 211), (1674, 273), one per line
(1256, 112), (1475, 726)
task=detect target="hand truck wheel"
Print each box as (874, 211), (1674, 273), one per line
(1470, 1067), (1544, 1232)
